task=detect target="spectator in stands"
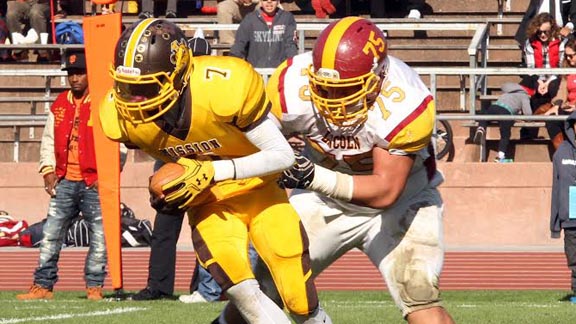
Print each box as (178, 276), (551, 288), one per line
(139, 0), (178, 19)
(550, 109), (576, 304)
(522, 12), (567, 139)
(16, 50), (108, 301)
(543, 38), (576, 150)
(132, 35), (215, 302)
(473, 78), (537, 163)
(6, 0), (50, 61)
(217, 0), (259, 46)
(229, 0), (297, 68)
(516, 0), (576, 49)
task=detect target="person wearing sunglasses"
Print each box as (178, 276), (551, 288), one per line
(522, 12), (569, 140)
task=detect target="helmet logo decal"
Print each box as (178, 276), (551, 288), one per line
(362, 31), (386, 60)
(170, 39), (187, 66)
(116, 66), (141, 76)
(317, 68), (340, 80)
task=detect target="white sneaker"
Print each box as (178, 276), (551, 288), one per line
(407, 9), (421, 19)
(179, 291), (208, 303)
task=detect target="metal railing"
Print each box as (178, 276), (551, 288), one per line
(2, 65), (574, 161)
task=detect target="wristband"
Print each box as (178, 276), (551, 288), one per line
(308, 165), (354, 201)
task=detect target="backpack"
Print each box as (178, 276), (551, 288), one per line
(0, 212), (29, 247)
(65, 202), (152, 247)
(121, 217), (152, 247)
(119, 202), (153, 247)
(55, 21), (84, 45)
(65, 216), (90, 247)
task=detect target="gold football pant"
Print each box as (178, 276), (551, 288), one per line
(189, 181), (318, 316)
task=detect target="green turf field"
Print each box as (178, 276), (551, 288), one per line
(0, 290), (574, 323)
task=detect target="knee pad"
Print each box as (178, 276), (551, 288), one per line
(400, 260), (440, 303)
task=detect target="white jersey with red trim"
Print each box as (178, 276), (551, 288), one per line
(267, 52), (443, 210)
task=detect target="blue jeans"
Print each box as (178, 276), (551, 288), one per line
(194, 244), (258, 301)
(34, 179), (107, 289)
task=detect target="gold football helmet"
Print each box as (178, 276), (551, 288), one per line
(110, 18), (192, 124)
(308, 17), (388, 128)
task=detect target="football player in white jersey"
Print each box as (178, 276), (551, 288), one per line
(274, 16), (454, 323)
(219, 16), (454, 323)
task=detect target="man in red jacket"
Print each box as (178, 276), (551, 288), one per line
(16, 50), (108, 301)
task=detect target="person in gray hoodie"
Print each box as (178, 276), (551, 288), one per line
(550, 110), (576, 303)
(229, 0), (298, 68)
(474, 78), (537, 162)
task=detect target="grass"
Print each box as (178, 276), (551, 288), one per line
(0, 290), (574, 323)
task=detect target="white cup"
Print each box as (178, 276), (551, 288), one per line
(40, 33), (49, 45)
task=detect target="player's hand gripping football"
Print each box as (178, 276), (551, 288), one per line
(162, 158), (215, 210)
(278, 153), (315, 189)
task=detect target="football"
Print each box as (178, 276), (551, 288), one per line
(149, 162), (185, 198)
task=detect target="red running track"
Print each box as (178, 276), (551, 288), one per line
(0, 249), (570, 292)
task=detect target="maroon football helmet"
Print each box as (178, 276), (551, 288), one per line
(308, 17), (388, 128)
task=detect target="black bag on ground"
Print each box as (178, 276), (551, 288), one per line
(120, 217), (152, 247)
(66, 216), (89, 247)
(23, 202), (152, 248)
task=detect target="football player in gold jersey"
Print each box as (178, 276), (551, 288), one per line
(99, 19), (331, 324)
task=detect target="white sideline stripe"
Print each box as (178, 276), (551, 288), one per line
(327, 300), (563, 308)
(0, 306), (147, 323)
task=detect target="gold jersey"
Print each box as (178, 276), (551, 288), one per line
(100, 56), (278, 202)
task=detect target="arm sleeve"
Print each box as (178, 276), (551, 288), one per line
(212, 117), (294, 181)
(39, 111), (55, 174)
